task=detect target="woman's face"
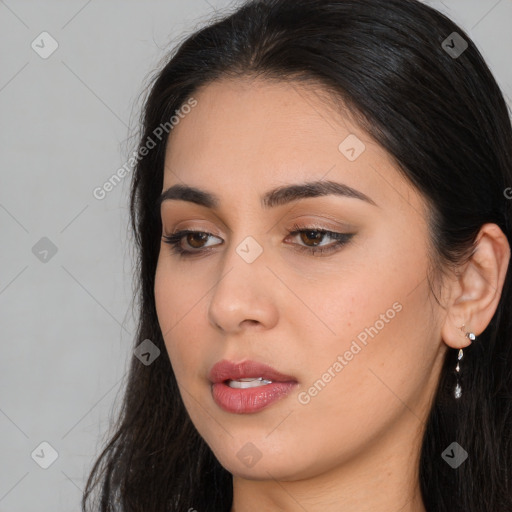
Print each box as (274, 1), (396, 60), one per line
(154, 78), (447, 480)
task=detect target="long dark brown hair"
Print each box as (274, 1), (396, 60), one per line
(82, 0), (512, 510)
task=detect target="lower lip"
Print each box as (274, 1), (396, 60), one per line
(211, 381), (297, 414)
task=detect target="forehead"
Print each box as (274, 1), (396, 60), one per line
(165, 77), (356, 168)
(162, 77), (425, 217)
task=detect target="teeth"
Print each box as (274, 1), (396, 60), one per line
(227, 377), (273, 389)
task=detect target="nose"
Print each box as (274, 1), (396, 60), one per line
(207, 239), (279, 334)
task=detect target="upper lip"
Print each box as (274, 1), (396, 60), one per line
(209, 359), (297, 384)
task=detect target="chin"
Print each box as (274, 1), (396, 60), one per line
(207, 437), (316, 482)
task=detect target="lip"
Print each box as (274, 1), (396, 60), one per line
(209, 359), (298, 414)
(209, 359), (297, 383)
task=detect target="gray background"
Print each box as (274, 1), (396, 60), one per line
(0, 1), (511, 510)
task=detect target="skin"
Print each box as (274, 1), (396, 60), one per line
(154, 77), (510, 511)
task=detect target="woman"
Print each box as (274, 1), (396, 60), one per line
(82, 0), (512, 510)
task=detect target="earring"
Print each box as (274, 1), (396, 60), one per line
(454, 325), (476, 399)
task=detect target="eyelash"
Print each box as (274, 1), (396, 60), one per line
(162, 223), (354, 258)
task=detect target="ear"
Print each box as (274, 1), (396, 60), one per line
(441, 223), (510, 349)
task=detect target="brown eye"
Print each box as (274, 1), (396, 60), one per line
(186, 232), (209, 248)
(162, 230), (223, 256)
(299, 230), (325, 247)
(287, 224), (355, 257)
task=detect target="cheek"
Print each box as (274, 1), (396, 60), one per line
(295, 280), (400, 389)
(154, 254), (211, 334)
(296, 237), (432, 390)
(154, 258), (202, 382)
(298, 261), (433, 418)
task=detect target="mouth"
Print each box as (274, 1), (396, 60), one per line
(208, 359), (298, 414)
(225, 377), (273, 389)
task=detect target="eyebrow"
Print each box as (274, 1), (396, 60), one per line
(156, 179), (377, 211)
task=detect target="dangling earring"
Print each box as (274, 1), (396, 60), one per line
(455, 325), (476, 399)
